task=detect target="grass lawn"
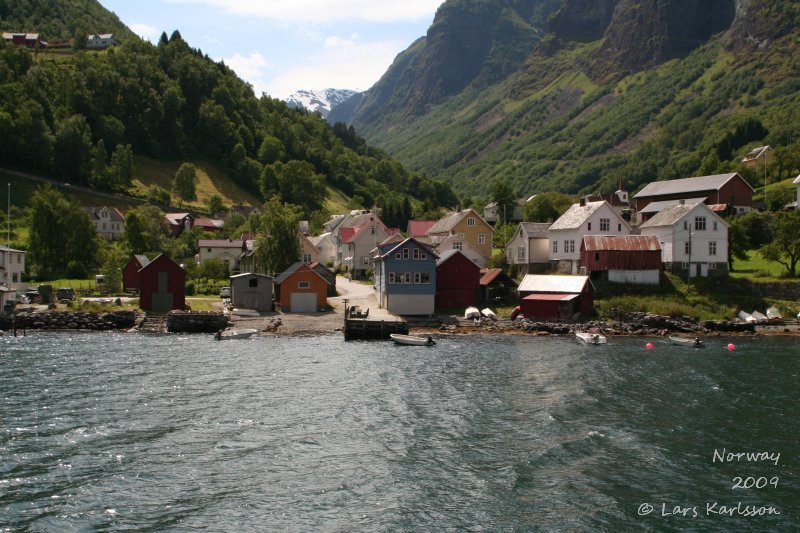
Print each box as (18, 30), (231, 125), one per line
(729, 249), (788, 280)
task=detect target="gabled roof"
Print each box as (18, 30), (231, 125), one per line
(633, 173), (754, 198)
(164, 212), (193, 225)
(378, 237), (436, 259)
(198, 239), (243, 248)
(139, 253), (185, 273)
(274, 261), (329, 285)
(639, 197), (708, 214)
(230, 272), (273, 280)
(134, 255), (150, 268)
(548, 201), (606, 231)
(435, 249), (474, 266)
(518, 222), (550, 238)
(194, 218), (225, 230)
(793, 174), (800, 185)
(582, 235), (661, 252)
(0, 245), (25, 253)
(407, 220), (437, 237)
(479, 268), (505, 286)
(518, 274), (589, 294)
(639, 202), (715, 228)
(741, 145), (771, 162)
(84, 206), (125, 221)
(426, 209), (487, 234)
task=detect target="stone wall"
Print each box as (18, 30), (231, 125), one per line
(1, 310), (138, 331)
(166, 311), (229, 333)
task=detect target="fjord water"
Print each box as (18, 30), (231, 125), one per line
(1, 332), (798, 530)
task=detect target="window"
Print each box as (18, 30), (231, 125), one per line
(553, 240), (558, 254)
(478, 233), (485, 244)
(12, 272), (18, 283)
(419, 272), (430, 284)
(685, 242), (692, 255)
(303, 253), (312, 263)
(713, 221), (718, 231)
(403, 273), (411, 284)
(413, 248), (420, 260)
(389, 272), (396, 284)
(467, 217), (476, 226)
(600, 218), (609, 231)
(563, 240), (569, 254)
(569, 240), (575, 253)
(695, 216), (706, 231)
(402, 248), (410, 259)
(249, 278), (258, 287)
(207, 248), (212, 253)
(298, 281), (310, 289)
(683, 221), (688, 231)
(710, 262), (717, 269)
(618, 223), (622, 232)
(414, 272), (422, 284)
(517, 247), (525, 260)
(362, 256), (370, 265)
(420, 252), (427, 260)
(587, 222), (592, 231)
(709, 241), (717, 256)
(453, 241), (462, 250)
(395, 252), (402, 260)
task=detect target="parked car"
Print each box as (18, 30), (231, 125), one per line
(219, 286), (231, 298)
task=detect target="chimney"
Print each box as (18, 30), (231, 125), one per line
(580, 197), (586, 207)
(679, 199), (685, 205)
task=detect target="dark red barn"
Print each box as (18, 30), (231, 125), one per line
(138, 254), (186, 312)
(435, 250), (480, 309)
(122, 255), (150, 292)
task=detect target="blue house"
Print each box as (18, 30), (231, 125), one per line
(373, 237), (437, 315)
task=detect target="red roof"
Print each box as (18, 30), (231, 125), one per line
(480, 268), (503, 286)
(341, 226), (357, 244)
(407, 220), (436, 237)
(582, 235), (661, 252)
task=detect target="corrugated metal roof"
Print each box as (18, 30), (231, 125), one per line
(634, 173), (753, 198)
(582, 235), (661, 252)
(548, 201), (605, 230)
(640, 197), (707, 214)
(522, 293), (579, 301)
(518, 275), (588, 293)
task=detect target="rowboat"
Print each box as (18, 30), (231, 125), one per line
(481, 308), (498, 320)
(214, 328), (258, 340)
(669, 335), (704, 347)
(575, 332), (607, 345)
(766, 306), (783, 322)
(390, 333), (436, 346)
(464, 307), (480, 319)
(750, 310), (768, 323)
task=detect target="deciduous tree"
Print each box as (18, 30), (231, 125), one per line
(254, 196), (301, 275)
(760, 210), (800, 277)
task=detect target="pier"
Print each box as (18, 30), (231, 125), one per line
(342, 300), (408, 340)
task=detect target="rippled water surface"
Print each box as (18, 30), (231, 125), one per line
(1, 332), (798, 530)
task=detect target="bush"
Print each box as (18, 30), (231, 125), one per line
(185, 280), (196, 296)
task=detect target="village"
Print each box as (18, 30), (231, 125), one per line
(3, 154), (799, 337)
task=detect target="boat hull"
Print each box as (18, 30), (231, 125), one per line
(390, 333), (435, 346)
(215, 328), (258, 340)
(669, 335), (704, 347)
(576, 332), (607, 345)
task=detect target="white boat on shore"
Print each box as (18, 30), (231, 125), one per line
(390, 333), (436, 346)
(750, 310), (768, 323)
(214, 328), (258, 340)
(481, 308), (498, 320)
(464, 307), (480, 319)
(576, 332), (607, 345)
(669, 335), (704, 347)
(737, 310), (756, 323)
(231, 308), (260, 317)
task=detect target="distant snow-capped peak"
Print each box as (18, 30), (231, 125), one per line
(285, 88), (358, 118)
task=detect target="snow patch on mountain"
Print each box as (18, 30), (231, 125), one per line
(285, 88), (359, 118)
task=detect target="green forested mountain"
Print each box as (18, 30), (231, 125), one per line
(331, 0), (800, 202)
(0, 0), (456, 229)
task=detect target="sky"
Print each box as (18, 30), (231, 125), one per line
(100, 0), (442, 100)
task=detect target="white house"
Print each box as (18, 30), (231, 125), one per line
(793, 174), (800, 207)
(339, 213), (397, 279)
(0, 245), (27, 301)
(310, 232), (337, 267)
(639, 201), (729, 278)
(84, 206), (125, 240)
(505, 222), (551, 275)
(548, 200), (631, 273)
(197, 239), (243, 272)
(86, 33), (118, 49)
(430, 234), (488, 268)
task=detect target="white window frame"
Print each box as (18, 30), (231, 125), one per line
(553, 240), (558, 254)
(467, 217), (476, 226)
(600, 218), (610, 231)
(478, 233), (485, 244)
(517, 247), (525, 260)
(453, 241), (462, 251)
(695, 216), (707, 231)
(709, 241), (717, 256)
(298, 281), (310, 289)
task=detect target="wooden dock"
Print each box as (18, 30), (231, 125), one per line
(342, 302), (408, 340)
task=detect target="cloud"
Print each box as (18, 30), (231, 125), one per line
(224, 51), (272, 95)
(129, 23), (161, 42)
(263, 38), (404, 99)
(168, 0), (442, 24)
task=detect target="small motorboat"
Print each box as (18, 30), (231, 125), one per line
(481, 308), (498, 321)
(214, 328), (258, 340)
(576, 332), (607, 345)
(669, 335), (704, 347)
(464, 306), (480, 319)
(750, 310), (768, 323)
(231, 308), (260, 317)
(766, 307), (783, 322)
(390, 333), (436, 346)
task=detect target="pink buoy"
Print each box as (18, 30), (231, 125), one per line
(645, 342), (653, 350)
(727, 343), (735, 351)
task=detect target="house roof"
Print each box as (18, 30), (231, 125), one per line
(230, 272), (273, 280)
(274, 261), (329, 285)
(640, 197), (708, 214)
(427, 209), (486, 234)
(793, 174), (800, 185)
(638, 202), (699, 228)
(194, 218), (225, 230)
(198, 239), (243, 248)
(436, 249), (467, 266)
(134, 255), (150, 268)
(548, 201), (606, 230)
(633, 173), (754, 199)
(518, 274), (589, 294)
(519, 222), (550, 238)
(479, 268), (503, 286)
(407, 220), (437, 237)
(84, 206), (125, 221)
(0, 245), (25, 253)
(164, 213), (192, 225)
(522, 293), (579, 302)
(582, 235), (661, 252)
(741, 145), (771, 162)
(378, 237), (436, 259)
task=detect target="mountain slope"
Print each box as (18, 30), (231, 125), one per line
(285, 88), (358, 118)
(338, 0), (800, 200)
